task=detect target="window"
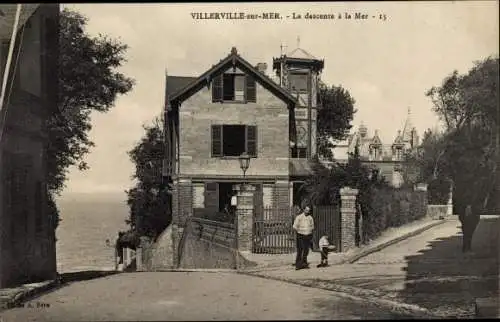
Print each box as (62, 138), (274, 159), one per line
(371, 147), (379, 160)
(289, 73), (308, 93)
(212, 73), (256, 103)
(211, 124), (257, 157)
(395, 148), (403, 160)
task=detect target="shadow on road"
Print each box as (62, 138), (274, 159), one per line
(399, 217), (499, 316)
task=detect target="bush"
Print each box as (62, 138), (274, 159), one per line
(428, 177), (450, 205)
(360, 187), (428, 243)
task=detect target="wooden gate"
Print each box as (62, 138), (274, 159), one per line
(252, 206), (295, 254)
(312, 205), (341, 252)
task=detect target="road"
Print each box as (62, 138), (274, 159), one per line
(0, 271), (412, 321)
(246, 216), (499, 318)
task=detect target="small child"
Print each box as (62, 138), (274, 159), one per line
(317, 235), (337, 267)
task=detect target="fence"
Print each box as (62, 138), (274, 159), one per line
(252, 205), (341, 254)
(312, 205), (341, 252)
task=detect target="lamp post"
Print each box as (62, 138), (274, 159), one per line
(238, 152), (251, 191)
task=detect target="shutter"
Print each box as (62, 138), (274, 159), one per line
(204, 182), (219, 212)
(212, 74), (223, 102)
(246, 126), (257, 157)
(246, 75), (256, 103)
(253, 184), (263, 219)
(211, 125), (223, 157)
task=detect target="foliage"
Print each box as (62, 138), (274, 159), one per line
(316, 83), (356, 160)
(416, 56), (499, 214)
(125, 117), (171, 239)
(303, 143), (428, 243)
(47, 9), (135, 229)
(301, 144), (397, 243)
(427, 177), (450, 205)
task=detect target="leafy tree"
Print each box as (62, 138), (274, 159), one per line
(47, 9), (135, 228)
(125, 117), (171, 239)
(420, 56), (499, 213)
(316, 83), (356, 160)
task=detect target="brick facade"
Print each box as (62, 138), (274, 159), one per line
(235, 184), (255, 253)
(171, 179), (193, 267)
(340, 187), (358, 252)
(179, 79), (290, 177)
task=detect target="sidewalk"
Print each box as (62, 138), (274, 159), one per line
(241, 216), (500, 318)
(241, 216), (446, 270)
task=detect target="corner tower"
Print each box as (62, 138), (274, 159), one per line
(273, 39), (324, 159)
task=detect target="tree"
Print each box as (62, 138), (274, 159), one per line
(47, 9), (135, 228)
(316, 83), (356, 160)
(125, 117), (171, 239)
(421, 56), (499, 212)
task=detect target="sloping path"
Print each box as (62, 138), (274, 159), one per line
(244, 216), (499, 318)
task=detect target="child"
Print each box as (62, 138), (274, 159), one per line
(317, 235), (336, 267)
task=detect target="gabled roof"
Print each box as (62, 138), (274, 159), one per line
(393, 130), (405, 146)
(370, 130), (382, 146)
(165, 76), (197, 105)
(167, 47), (298, 106)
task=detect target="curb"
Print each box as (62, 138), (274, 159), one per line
(0, 279), (61, 311)
(239, 270), (444, 319)
(148, 268), (237, 273)
(345, 219), (447, 264)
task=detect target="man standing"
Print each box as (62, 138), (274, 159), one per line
(293, 205), (314, 270)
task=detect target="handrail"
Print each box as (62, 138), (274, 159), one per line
(191, 216), (236, 230)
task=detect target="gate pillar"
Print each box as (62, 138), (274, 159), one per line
(235, 184), (255, 253)
(340, 187), (358, 252)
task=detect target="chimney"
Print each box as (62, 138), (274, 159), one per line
(256, 62), (267, 74)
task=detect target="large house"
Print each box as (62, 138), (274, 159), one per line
(162, 46), (324, 224)
(0, 4), (59, 287)
(331, 109), (420, 187)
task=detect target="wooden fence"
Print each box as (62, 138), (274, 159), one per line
(312, 205), (341, 252)
(252, 207), (295, 254)
(252, 205), (341, 254)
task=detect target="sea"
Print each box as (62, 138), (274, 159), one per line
(55, 192), (129, 273)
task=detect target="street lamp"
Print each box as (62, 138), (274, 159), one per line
(239, 152), (251, 178)
(238, 152), (251, 191)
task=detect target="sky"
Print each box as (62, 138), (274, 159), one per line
(60, 1), (499, 196)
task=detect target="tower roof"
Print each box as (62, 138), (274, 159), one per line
(286, 47), (317, 60)
(401, 107), (415, 142)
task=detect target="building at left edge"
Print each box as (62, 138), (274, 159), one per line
(0, 4), (59, 288)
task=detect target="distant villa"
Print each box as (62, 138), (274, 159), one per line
(330, 108), (420, 188)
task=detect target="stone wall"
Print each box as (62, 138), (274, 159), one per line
(427, 205), (449, 220)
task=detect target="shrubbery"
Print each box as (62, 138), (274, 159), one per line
(302, 146), (428, 245)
